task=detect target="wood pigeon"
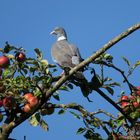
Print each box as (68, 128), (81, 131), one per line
(50, 27), (91, 97)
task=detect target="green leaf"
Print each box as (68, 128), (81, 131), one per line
(58, 109), (66, 115)
(40, 119), (49, 131)
(105, 87), (114, 95)
(69, 111), (80, 119)
(53, 94), (60, 101)
(116, 116), (125, 126)
(84, 130), (102, 139)
(104, 53), (113, 62)
(2, 68), (12, 78)
(34, 48), (43, 60)
(4, 42), (15, 53)
(110, 82), (121, 87)
(40, 59), (48, 66)
(91, 74), (102, 88)
(130, 111), (140, 119)
(46, 77), (52, 84)
(76, 127), (86, 135)
(59, 86), (69, 91)
(69, 103), (77, 107)
(132, 60), (140, 69)
(21, 68), (28, 75)
(137, 97), (140, 103)
(122, 57), (130, 66)
(103, 77), (112, 82)
(67, 83), (73, 89)
(29, 113), (40, 127)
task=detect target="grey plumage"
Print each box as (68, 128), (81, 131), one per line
(50, 27), (83, 69)
(50, 27), (91, 97)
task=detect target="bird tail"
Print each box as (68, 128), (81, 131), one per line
(70, 72), (92, 97)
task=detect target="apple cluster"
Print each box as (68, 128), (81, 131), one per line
(0, 52), (28, 122)
(119, 86), (140, 114)
(23, 93), (39, 113)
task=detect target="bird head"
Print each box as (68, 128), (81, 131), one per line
(50, 27), (67, 41)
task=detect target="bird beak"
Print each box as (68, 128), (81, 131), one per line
(50, 30), (56, 35)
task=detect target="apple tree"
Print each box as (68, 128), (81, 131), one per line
(0, 23), (140, 140)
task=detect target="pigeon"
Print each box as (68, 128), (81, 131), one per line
(50, 27), (91, 97)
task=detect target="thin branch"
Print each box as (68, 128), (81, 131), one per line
(102, 61), (134, 92)
(90, 109), (117, 119)
(95, 88), (133, 125)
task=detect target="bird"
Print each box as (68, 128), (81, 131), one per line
(50, 27), (91, 97)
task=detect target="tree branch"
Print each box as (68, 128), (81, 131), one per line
(53, 103), (111, 136)
(102, 61), (134, 92)
(45, 23), (140, 100)
(2, 23), (140, 139)
(94, 88), (133, 125)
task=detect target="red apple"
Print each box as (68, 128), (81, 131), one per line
(0, 56), (10, 68)
(23, 103), (32, 113)
(3, 97), (16, 110)
(121, 95), (129, 101)
(24, 93), (34, 100)
(121, 102), (129, 108)
(133, 101), (140, 108)
(15, 52), (26, 62)
(28, 96), (38, 107)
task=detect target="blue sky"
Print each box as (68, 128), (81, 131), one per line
(0, 1), (140, 140)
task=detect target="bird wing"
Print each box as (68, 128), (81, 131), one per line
(51, 40), (82, 68)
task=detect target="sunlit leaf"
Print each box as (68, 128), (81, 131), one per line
(29, 113), (40, 127)
(122, 57), (130, 66)
(132, 60), (140, 69)
(69, 111), (80, 119)
(40, 59), (48, 66)
(104, 53), (113, 62)
(59, 86), (69, 91)
(116, 116), (125, 126)
(130, 111), (139, 119)
(2, 68), (12, 78)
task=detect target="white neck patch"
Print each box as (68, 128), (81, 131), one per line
(57, 36), (67, 41)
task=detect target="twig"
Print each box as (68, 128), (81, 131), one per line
(90, 109), (116, 119)
(102, 61), (134, 92)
